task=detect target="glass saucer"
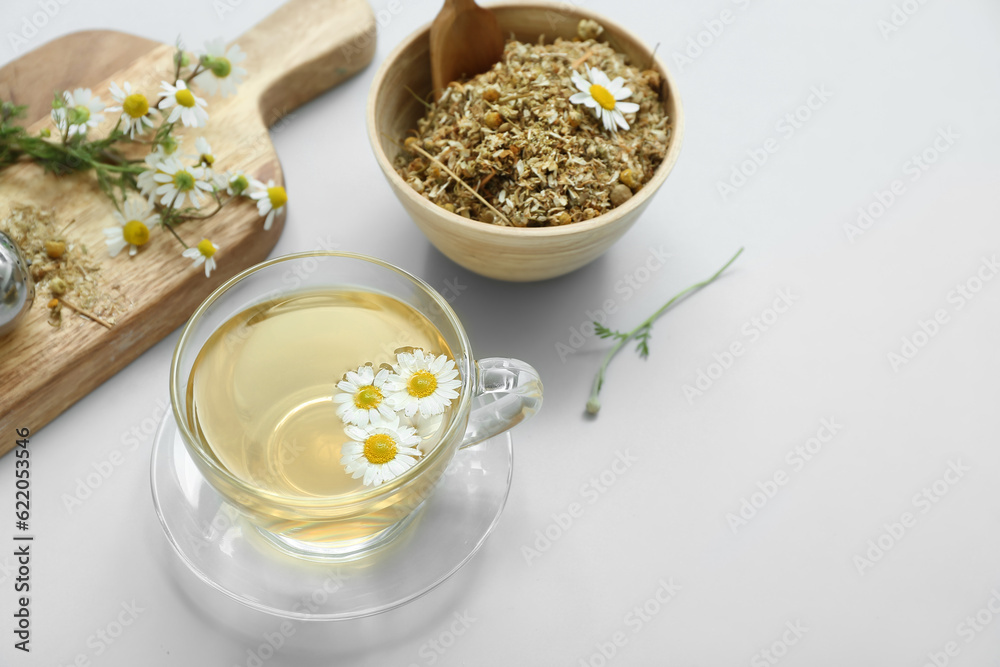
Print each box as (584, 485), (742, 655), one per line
(149, 410), (513, 620)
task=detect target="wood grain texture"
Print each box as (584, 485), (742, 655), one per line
(0, 30), (160, 125)
(0, 0), (376, 453)
(430, 0), (505, 98)
(367, 2), (685, 282)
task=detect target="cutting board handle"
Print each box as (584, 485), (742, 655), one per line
(238, 0), (376, 126)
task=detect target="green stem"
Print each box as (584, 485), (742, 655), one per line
(178, 196), (228, 221)
(586, 247), (745, 415)
(164, 222), (188, 249)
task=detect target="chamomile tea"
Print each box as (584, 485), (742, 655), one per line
(185, 289), (458, 502)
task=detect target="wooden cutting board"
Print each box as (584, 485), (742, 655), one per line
(0, 0), (376, 454)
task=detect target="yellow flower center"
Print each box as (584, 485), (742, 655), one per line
(123, 93), (149, 119)
(200, 153), (215, 166)
(407, 370), (438, 399)
(70, 105), (91, 124)
(122, 220), (150, 247)
(354, 385), (383, 410)
(172, 170), (195, 191)
(267, 186), (287, 209)
(230, 174), (248, 194)
(208, 56), (232, 78)
(175, 88), (196, 108)
(196, 239), (216, 258)
(589, 84), (617, 111)
(363, 433), (397, 465)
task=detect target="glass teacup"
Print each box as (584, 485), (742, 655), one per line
(169, 252), (542, 560)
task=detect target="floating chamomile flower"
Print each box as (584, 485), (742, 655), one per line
(106, 81), (153, 138)
(385, 349), (461, 418)
(334, 364), (397, 428)
(103, 198), (160, 257)
(53, 88), (105, 137)
(193, 38), (247, 97)
(154, 157), (213, 208)
(406, 412), (445, 450)
(158, 80), (209, 128)
(249, 179), (287, 230)
(182, 239), (221, 277)
(569, 66), (640, 133)
(340, 416), (422, 487)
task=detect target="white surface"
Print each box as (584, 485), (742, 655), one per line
(2, 0), (1000, 665)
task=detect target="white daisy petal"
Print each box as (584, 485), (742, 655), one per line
(612, 108), (630, 131)
(592, 68), (612, 89)
(613, 86), (634, 101)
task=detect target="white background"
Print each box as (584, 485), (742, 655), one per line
(3, 0), (1000, 665)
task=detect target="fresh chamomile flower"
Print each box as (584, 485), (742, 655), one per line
(106, 81), (153, 138)
(569, 66), (640, 133)
(193, 38), (247, 98)
(340, 416), (422, 487)
(385, 349), (461, 418)
(53, 88), (105, 137)
(158, 80), (209, 128)
(333, 364), (397, 427)
(182, 239), (221, 277)
(153, 157), (213, 208)
(225, 170), (250, 196)
(193, 137), (216, 168)
(249, 179), (287, 230)
(103, 198), (160, 257)
(405, 412), (445, 451)
(136, 149), (168, 197)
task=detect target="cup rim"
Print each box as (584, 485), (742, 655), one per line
(365, 0), (686, 238)
(168, 250), (475, 511)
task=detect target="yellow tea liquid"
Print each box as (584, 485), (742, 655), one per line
(186, 289), (456, 501)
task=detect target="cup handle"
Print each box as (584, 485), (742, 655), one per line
(458, 358), (543, 449)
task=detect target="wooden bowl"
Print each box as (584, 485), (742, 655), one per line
(367, 2), (685, 282)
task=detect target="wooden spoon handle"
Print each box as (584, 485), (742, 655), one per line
(238, 0), (376, 127)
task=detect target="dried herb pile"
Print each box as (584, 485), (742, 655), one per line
(396, 21), (671, 227)
(1, 205), (128, 329)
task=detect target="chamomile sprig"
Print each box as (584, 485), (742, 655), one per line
(586, 247), (744, 416)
